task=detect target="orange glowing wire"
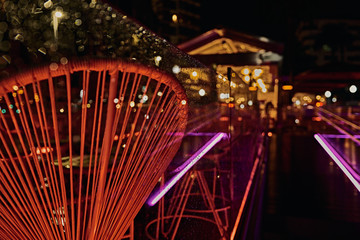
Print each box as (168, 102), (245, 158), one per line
(0, 59), (188, 239)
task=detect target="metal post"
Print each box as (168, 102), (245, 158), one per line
(227, 67), (234, 203)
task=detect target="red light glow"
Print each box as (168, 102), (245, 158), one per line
(316, 102), (323, 107)
(312, 116), (322, 122)
(36, 147), (53, 155)
(220, 116), (229, 121)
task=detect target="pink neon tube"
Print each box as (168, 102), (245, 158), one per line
(147, 132), (227, 206)
(314, 134), (360, 191)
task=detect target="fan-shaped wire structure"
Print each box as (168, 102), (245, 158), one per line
(0, 59), (188, 239)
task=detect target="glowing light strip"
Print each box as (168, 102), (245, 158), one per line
(147, 132), (227, 206)
(230, 141), (263, 240)
(319, 108), (360, 131)
(315, 134), (360, 182)
(321, 134), (360, 139)
(186, 132), (220, 136)
(170, 132), (220, 137)
(314, 134), (360, 191)
(317, 113), (360, 146)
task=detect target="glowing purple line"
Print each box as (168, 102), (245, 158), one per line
(315, 133), (360, 181)
(147, 132), (227, 206)
(321, 134), (360, 139)
(314, 134), (360, 191)
(318, 113), (360, 146)
(170, 132), (220, 137)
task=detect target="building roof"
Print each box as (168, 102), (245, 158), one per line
(176, 28), (283, 66)
(177, 28), (284, 55)
(294, 62), (360, 92)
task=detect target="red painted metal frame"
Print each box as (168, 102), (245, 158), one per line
(0, 59), (188, 239)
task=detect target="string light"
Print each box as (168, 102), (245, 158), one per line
(172, 65), (181, 74)
(54, 11), (63, 18)
(0, 0), (214, 103)
(154, 56), (162, 66)
(44, 0), (53, 8)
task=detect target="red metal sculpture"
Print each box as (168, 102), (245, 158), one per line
(0, 59), (188, 239)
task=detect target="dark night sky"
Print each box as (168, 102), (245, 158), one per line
(202, 0), (360, 42)
(111, 0), (360, 43)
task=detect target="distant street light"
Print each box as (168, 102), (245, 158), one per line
(350, 85), (357, 93)
(325, 90), (331, 98)
(172, 14), (178, 23)
(282, 85), (293, 91)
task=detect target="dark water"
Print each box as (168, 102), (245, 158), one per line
(261, 124), (360, 240)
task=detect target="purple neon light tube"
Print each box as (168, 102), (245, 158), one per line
(320, 134), (360, 139)
(147, 132), (227, 206)
(314, 134), (360, 192)
(170, 132), (221, 137)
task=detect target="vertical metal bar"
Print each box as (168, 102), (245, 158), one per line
(89, 68), (119, 239)
(130, 221), (134, 240)
(227, 67), (234, 203)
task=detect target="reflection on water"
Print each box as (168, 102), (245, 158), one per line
(323, 134), (360, 176)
